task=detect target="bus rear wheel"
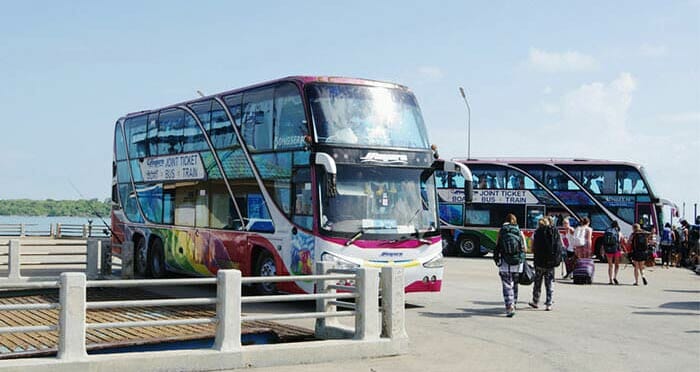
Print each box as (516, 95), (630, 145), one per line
(254, 250), (277, 295)
(134, 237), (149, 277)
(458, 236), (480, 257)
(149, 239), (166, 279)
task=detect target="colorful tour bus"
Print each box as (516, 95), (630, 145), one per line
(111, 76), (472, 294)
(436, 158), (677, 260)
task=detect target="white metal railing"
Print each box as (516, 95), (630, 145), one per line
(0, 263), (407, 369)
(0, 223), (111, 238)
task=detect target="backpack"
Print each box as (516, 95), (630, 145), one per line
(498, 224), (524, 265)
(546, 225), (563, 267)
(632, 232), (648, 252)
(660, 227), (673, 246)
(573, 226), (586, 247)
(603, 227), (619, 253)
(690, 225), (700, 242)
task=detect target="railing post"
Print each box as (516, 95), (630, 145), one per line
(19, 224), (25, 238)
(214, 269), (242, 351)
(82, 224), (88, 238)
(56, 223), (62, 238)
(50, 224), (55, 238)
(121, 241), (134, 279)
(100, 240), (112, 278)
(381, 266), (407, 339)
(86, 239), (99, 280)
(8, 240), (22, 280)
(355, 267), (380, 341)
(58, 272), (87, 360)
(314, 261), (342, 338)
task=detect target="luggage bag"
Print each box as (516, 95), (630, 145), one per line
(572, 258), (595, 284)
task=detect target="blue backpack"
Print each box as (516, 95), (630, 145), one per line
(660, 227), (673, 245)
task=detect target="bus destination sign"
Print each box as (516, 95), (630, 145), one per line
(438, 189), (539, 204)
(140, 153), (206, 182)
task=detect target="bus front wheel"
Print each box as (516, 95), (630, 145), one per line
(458, 236), (480, 257)
(254, 250), (277, 295)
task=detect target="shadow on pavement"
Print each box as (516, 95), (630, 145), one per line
(418, 307), (504, 318)
(664, 289), (700, 294)
(632, 311), (699, 316)
(659, 301), (700, 311)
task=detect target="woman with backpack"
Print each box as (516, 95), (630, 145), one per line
(493, 213), (526, 317)
(629, 223), (649, 285)
(659, 223), (675, 269)
(573, 217), (593, 258)
(528, 217), (561, 311)
(603, 221), (624, 285)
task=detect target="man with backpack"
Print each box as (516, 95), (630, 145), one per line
(659, 223), (675, 268)
(687, 217), (700, 268)
(493, 213), (526, 317)
(603, 221), (624, 284)
(629, 224), (650, 285)
(528, 216), (562, 311)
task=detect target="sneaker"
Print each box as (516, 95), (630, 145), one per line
(506, 306), (515, 317)
(608, 281), (613, 285)
(613, 278), (619, 285)
(633, 282), (638, 286)
(642, 277), (648, 285)
(545, 304), (552, 311)
(528, 301), (539, 309)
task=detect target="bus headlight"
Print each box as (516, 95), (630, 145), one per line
(321, 252), (360, 270)
(423, 252), (444, 268)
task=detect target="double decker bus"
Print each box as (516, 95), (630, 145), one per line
(437, 158), (677, 260)
(111, 76), (472, 294)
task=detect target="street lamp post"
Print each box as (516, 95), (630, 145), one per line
(459, 87), (471, 160)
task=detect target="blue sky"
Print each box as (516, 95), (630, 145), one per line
(1, 1), (698, 218)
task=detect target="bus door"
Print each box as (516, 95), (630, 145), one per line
(636, 203), (655, 232)
(526, 205), (545, 230)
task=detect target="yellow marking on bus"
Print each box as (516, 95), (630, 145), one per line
(364, 260), (420, 268)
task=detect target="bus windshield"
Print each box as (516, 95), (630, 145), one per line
(320, 165), (438, 236)
(308, 84), (430, 148)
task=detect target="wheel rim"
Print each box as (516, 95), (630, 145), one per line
(259, 256), (276, 293)
(460, 238), (476, 255)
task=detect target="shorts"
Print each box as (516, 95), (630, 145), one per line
(606, 251), (622, 260)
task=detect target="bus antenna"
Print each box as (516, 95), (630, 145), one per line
(196, 90), (205, 97)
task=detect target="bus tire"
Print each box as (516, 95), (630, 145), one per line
(458, 235), (480, 257)
(134, 236), (150, 277)
(149, 238), (166, 279)
(254, 249), (277, 295)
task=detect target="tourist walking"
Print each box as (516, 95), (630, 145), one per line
(573, 217), (593, 258)
(629, 224), (650, 285)
(493, 213), (526, 317)
(561, 218), (576, 278)
(529, 217), (562, 311)
(659, 223), (675, 268)
(603, 221), (624, 284)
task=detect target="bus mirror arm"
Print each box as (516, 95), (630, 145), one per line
(315, 152), (338, 197)
(441, 160), (473, 204)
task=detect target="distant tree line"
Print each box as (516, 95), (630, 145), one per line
(0, 199), (111, 217)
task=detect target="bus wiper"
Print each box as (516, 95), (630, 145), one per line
(345, 230), (364, 246)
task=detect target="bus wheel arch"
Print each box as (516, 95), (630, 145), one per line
(252, 246), (277, 295)
(458, 234), (481, 257)
(133, 234), (150, 277)
(148, 236), (167, 279)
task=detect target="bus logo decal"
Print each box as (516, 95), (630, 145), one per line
(360, 152), (408, 164)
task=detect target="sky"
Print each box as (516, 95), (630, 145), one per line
(0, 1), (698, 219)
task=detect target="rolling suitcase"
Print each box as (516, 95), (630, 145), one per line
(572, 258), (595, 284)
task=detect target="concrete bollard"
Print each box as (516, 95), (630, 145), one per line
(381, 266), (407, 339)
(354, 267), (380, 341)
(86, 239), (99, 280)
(314, 261), (342, 338)
(100, 240), (113, 277)
(8, 240), (22, 280)
(214, 269), (242, 351)
(121, 241), (134, 279)
(58, 272), (87, 360)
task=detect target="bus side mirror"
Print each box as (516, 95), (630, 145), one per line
(464, 180), (473, 204)
(441, 160), (473, 204)
(315, 152), (337, 197)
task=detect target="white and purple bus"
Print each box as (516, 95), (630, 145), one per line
(437, 158), (676, 260)
(111, 76), (472, 294)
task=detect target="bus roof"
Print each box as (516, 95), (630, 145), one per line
(123, 75), (408, 118)
(451, 157), (643, 169)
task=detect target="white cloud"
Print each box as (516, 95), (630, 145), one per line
(528, 48), (598, 72)
(416, 66), (445, 80)
(659, 111), (700, 124)
(640, 43), (667, 57)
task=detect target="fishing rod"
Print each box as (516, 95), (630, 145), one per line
(67, 179), (122, 243)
